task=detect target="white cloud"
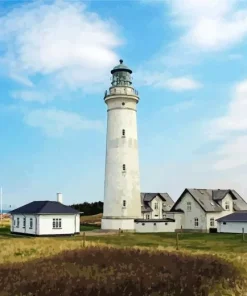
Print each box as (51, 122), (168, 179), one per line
(163, 77), (202, 91)
(11, 90), (52, 104)
(0, 0), (122, 92)
(207, 79), (247, 170)
(135, 70), (202, 91)
(24, 108), (103, 137)
(167, 0), (247, 52)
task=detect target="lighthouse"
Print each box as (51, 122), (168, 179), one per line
(101, 59), (142, 231)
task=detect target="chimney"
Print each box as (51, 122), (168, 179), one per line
(57, 193), (62, 203)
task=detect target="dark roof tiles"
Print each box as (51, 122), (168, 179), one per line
(9, 201), (79, 215)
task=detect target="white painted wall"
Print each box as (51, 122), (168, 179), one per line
(11, 214), (38, 235)
(150, 196), (163, 219)
(135, 221), (176, 233)
(174, 192), (206, 230)
(217, 221), (247, 233)
(101, 218), (135, 230)
(103, 84), (142, 230)
(38, 214), (79, 235)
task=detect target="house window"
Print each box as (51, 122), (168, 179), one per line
(29, 218), (33, 229)
(154, 223), (156, 226)
(123, 200), (126, 207)
(122, 129), (125, 137)
(123, 164), (126, 171)
(223, 222), (226, 225)
(146, 214), (150, 219)
(154, 202), (158, 209)
(187, 202), (191, 211)
(210, 218), (214, 227)
(17, 218), (19, 228)
(13, 219), (16, 226)
(165, 222), (168, 225)
(53, 218), (62, 229)
(122, 102), (125, 106)
(225, 201), (230, 210)
(23, 217), (26, 228)
(194, 218), (199, 227)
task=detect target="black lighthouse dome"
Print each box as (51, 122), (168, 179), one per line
(111, 59), (132, 86)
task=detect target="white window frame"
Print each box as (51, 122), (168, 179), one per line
(225, 201), (230, 210)
(187, 202), (191, 212)
(29, 218), (33, 229)
(210, 218), (214, 227)
(154, 202), (158, 210)
(53, 218), (62, 229)
(194, 217), (199, 227)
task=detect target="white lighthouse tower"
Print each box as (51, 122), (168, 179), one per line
(101, 59), (142, 231)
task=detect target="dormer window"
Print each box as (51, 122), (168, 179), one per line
(154, 202), (158, 209)
(225, 201), (230, 210)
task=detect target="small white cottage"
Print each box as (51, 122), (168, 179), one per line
(216, 211), (247, 234)
(9, 193), (80, 236)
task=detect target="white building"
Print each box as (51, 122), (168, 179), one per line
(10, 193), (80, 236)
(217, 211), (247, 234)
(102, 59), (142, 231)
(169, 188), (247, 233)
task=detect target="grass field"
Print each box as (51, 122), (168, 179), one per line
(1, 223), (247, 295)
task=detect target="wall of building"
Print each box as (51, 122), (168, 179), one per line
(217, 193), (234, 213)
(101, 218), (135, 230)
(174, 192), (206, 230)
(11, 214), (37, 235)
(38, 214), (77, 235)
(217, 221), (247, 233)
(135, 221), (176, 233)
(150, 196), (163, 219)
(103, 90), (142, 223)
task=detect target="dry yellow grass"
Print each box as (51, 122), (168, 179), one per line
(80, 213), (102, 224)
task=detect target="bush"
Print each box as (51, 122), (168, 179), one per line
(0, 247), (243, 296)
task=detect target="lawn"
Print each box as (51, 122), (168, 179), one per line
(0, 225), (247, 295)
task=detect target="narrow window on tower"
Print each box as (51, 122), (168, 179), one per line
(123, 200), (126, 207)
(123, 164), (126, 171)
(122, 129), (125, 137)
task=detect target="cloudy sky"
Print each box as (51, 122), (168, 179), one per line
(0, 0), (247, 208)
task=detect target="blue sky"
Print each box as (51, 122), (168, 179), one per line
(1, 0), (247, 208)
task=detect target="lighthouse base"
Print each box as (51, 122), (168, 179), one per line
(101, 217), (135, 231)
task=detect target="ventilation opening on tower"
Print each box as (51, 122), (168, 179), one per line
(123, 164), (126, 171)
(122, 129), (125, 137)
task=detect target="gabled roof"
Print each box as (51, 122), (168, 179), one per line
(170, 188), (247, 213)
(9, 201), (79, 215)
(216, 211), (247, 222)
(140, 192), (174, 213)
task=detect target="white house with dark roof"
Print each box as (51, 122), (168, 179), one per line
(134, 192), (179, 232)
(216, 211), (247, 233)
(9, 193), (80, 236)
(140, 192), (174, 219)
(170, 188), (247, 233)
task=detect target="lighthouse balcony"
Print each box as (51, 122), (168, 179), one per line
(104, 88), (138, 98)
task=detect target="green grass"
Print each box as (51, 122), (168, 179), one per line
(83, 232), (247, 253)
(80, 224), (100, 231)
